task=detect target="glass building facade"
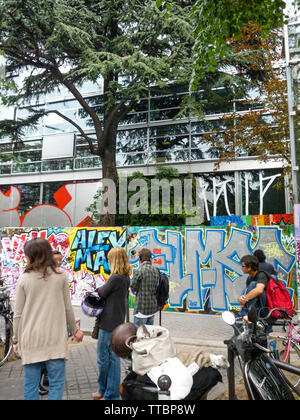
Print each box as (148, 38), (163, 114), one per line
(0, 83), (289, 222)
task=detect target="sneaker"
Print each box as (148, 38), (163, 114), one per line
(92, 391), (104, 400)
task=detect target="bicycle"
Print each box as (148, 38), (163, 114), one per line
(223, 306), (300, 400)
(0, 287), (14, 367)
(266, 308), (300, 390)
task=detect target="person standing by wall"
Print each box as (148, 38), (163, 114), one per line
(92, 247), (130, 401)
(253, 249), (277, 276)
(39, 249), (64, 396)
(130, 248), (160, 327)
(52, 250), (63, 268)
(13, 237), (84, 400)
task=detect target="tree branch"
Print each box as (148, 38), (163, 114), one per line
(44, 110), (96, 154)
(51, 66), (103, 152)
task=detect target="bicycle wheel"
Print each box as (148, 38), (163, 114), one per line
(269, 335), (300, 392)
(270, 336), (300, 363)
(0, 314), (13, 367)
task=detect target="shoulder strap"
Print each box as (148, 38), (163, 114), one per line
(258, 270), (272, 281)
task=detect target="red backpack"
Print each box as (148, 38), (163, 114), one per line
(266, 276), (294, 319)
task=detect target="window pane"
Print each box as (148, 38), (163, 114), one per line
(43, 181), (67, 205)
(119, 111), (148, 125)
(0, 142), (13, 152)
(74, 156), (101, 169)
(42, 159), (73, 172)
(241, 170), (285, 215)
(150, 108), (181, 121)
(149, 135), (189, 151)
(149, 123), (189, 137)
(117, 128), (147, 153)
(12, 161), (41, 173)
(197, 173), (235, 218)
(116, 153), (148, 166)
(148, 149), (189, 164)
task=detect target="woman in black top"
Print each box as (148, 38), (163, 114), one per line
(92, 248), (130, 400)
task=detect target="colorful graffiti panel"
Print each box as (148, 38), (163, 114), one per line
(0, 227), (126, 304)
(0, 225), (297, 312)
(127, 225), (297, 312)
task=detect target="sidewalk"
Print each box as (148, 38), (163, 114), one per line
(74, 308), (234, 349)
(0, 311), (236, 400)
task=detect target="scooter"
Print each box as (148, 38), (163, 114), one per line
(120, 358), (222, 400)
(223, 305), (300, 400)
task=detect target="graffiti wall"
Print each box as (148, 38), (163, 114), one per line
(0, 169), (288, 228)
(0, 227), (126, 304)
(0, 181), (101, 227)
(0, 225), (297, 312)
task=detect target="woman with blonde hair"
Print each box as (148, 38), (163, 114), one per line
(13, 237), (83, 400)
(92, 247), (130, 400)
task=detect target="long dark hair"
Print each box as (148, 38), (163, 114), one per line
(24, 238), (59, 277)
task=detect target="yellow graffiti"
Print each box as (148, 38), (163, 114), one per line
(263, 243), (284, 259)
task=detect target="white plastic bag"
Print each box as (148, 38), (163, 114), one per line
(147, 357), (196, 400)
(131, 325), (176, 376)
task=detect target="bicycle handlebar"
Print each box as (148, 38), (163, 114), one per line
(261, 307), (292, 321)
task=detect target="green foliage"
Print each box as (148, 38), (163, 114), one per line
(191, 0), (286, 85)
(87, 166), (195, 226)
(0, 0), (197, 202)
(0, 0), (194, 122)
(156, 0), (287, 87)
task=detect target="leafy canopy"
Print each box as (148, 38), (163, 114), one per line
(157, 0), (288, 86)
(0, 0), (195, 148)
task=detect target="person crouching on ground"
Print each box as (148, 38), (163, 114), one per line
(92, 247), (130, 401)
(238, 254), (269, 317)
(13, 237), (84, 400)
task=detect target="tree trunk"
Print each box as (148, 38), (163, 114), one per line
(99, 132), (118, 227)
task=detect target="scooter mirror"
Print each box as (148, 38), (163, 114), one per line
(222, 311), (236, 326)
(248, 305), (258, 324)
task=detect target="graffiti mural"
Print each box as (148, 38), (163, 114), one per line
(127, 226), (297, 313)
(0, 225), (297, 312)
(0, 181), (101, 227)
(0, 227), (126, 304)
(211, 214), (294, 227)
(0, 169), (287, 228)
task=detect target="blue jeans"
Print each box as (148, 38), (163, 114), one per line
(97, 329), (120, 400)
(23, 359), (66, 400)
(240, 281), (272, 334)
(240, 281), (268, 317)
(133, 315), (155, 327)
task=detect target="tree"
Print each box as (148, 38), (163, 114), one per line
(201, 24), (290, 188)
(0, 0), (195, 225)
(191, 0), (287, 83)
(157, 0), (287, 86)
